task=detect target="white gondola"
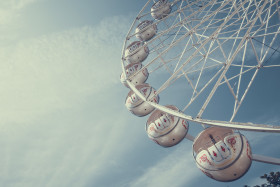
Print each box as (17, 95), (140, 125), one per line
(135, 20), (157, 41)
(120, 63), (149, 88)
(125, 84), (159, 117)
(146, 105), (189, 147)
(124, 41), (149, 64)
(193, 127), (252, 182)
(151, 0), (171, 20)
(121, 0), (280, 183)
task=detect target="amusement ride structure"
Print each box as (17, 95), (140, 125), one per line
(120, 0), (280, 182)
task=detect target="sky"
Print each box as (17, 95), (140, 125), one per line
(0, 0), (279, 187)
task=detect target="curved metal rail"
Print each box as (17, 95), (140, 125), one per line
(122, 0), (280, 167)
(127, 80), (280, 133)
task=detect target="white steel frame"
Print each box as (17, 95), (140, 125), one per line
(121, 0), (280, 165)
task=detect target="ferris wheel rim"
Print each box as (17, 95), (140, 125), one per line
(126, 80), (280, 133)
(121, 0), (280, 132)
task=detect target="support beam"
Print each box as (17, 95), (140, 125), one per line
(252, 154), (280, 165)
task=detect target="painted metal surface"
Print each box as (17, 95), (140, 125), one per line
(124, 41), (149, 64)
(120, 63), (149, 87)
(151, 0), (171, 20)
(125, 84), (159, 117)
(193, 127), (252, 182)
(146, 105), (189, 147)
(120, 0), (280, 178)
(135, 20), (157, 41)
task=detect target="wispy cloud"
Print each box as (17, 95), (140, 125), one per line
(0, 0), (45, 44)
(0, 15), (139, 187)
(128, 147), (200, 187)
(0, 0), (39, 24)
(0, 15), (130, 124)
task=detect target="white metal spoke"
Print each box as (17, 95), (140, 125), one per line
(230, 68), (260, 121)
(155, 0), (234, 95)
(183, 65), (224, 111)
(121, 0), (280, 135)
(219, 66), (255, 86)
(197, 0), (264, 118)
(233, 40), (248, 117)
(192, 39), (216, 99)
(249, 38), (262, 66)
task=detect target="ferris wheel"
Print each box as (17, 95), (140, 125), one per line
(120, 0), (280, 182)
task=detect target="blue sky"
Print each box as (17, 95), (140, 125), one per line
(0, 0), (279, 186)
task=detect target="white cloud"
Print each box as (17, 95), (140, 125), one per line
(12, 0), (39, 9)
(0, 106), (137, 187)
(0, 1), (278, 186)
(0, 15), (140, 187)
(0, 15), (130, 124)
(0, 0), (39, 10)
(0, 0), (39, 25)
(129, 148), (200, 187)
(0, 0), (45, 44)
